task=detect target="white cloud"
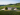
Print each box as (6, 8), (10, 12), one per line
(0, 0), (20, 5)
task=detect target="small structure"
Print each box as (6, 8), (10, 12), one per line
(14, 7), (17, 10)
(8, 7), (12, 10)
(1, 7), (5, 10)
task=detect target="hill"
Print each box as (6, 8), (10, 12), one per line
(0, 5), (5, 6)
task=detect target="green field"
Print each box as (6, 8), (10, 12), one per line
(0, 10), (20, 15)
(0, 5), (20, 15)
(0, 3), (20, 15)
(0, 5), (20, 10)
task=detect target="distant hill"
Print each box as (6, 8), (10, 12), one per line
(0, 5), (5, 6)
(9, 4), (13, 5)
(8, 3), (20, 5)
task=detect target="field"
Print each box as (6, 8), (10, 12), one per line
(0, 3), (20, 15)
(0, 5), (20, 15)
(0, 5), (20, 10)
(0, 10), (20, 15)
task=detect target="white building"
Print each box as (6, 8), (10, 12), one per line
(8, 7), (12, 10)
(14, 7), (17, 10)
(1, 7), (5, 10)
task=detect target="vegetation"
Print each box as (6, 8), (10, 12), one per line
(0, 3), (20, 15)
(0, 3), (20, 10)
(0, 11), (20, 15)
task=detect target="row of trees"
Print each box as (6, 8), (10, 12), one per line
(8, 3), (20, 6)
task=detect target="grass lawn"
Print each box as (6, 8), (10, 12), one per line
(0, 10), (20, 15)
(0, 5), (20, 10)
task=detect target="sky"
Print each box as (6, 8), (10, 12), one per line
(0, 0), (20, 5)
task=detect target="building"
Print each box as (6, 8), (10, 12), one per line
(8, 7), (12, 10)
(14, 7), (17, 10)
(1, 7), (5, 10)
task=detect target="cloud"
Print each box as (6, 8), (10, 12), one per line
(0, 0), (20, 5)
